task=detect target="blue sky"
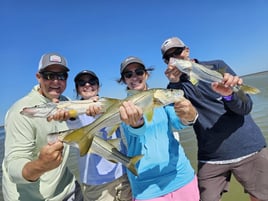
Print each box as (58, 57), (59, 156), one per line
(1, 0), (268, 125)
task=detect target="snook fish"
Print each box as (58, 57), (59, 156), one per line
(169, 58), (260, 96)
(47, 88), (185, 157)
(48, 132), (143, 176)
(90, 136), (143, 176)
(20, 98), (116, 118)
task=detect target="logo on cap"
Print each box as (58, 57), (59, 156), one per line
(49, 55), (62, 63)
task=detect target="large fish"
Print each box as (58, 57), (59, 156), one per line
(47, 88), (185, 157)
(48, 132), (142, 176)
(90, 136), (143, 176)
(169, 58), (260, 96)
(20, 98), (117, 118)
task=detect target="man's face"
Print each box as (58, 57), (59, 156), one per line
(36, 65), (68, 100)
(163, 47), (190, 64)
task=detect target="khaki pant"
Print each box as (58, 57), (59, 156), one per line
(82, 174), (132, 201)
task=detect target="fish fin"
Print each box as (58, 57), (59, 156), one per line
(106, 138), (121, 150)
(217, 67), (227, 75)
(100, 97), (121, 111)
(126, 90), (140, 96)
(239, 84), (260, 94)
(189, 76), (199, 85)
(106, 124), (120, 137)
(127, 154), (144, 176)
(63, 127), (93, 156)
(143, 105), (154, 122)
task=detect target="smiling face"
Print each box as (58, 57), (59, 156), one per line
(76, 74), (100, 100)
(122, 63), (148, 91)
(36, 65), (68, 100)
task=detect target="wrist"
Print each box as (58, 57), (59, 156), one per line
(182, 112), (199, 126)
(131, 117), (144, 128)
(222, 94), (233, 101)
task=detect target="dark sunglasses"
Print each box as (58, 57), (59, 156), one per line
(77, 78), (99, 87)
(40, 71), (68, 81)
(123, 68), (146, 79)
(163, 47), (186, 61)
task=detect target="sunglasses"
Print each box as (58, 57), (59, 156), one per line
(123, 68), (146, 79)
(163, 47), (186, 61)
(77, 78), (99, 87)
(40, 71), (68, 81)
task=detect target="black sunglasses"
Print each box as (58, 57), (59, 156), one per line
(123, 68), (146, 79)
(40, 71), (68, 81)
(77, 78), (99, 87)
(163, 47), (186, 61)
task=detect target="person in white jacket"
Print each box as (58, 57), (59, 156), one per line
(67, 70), (132, 201)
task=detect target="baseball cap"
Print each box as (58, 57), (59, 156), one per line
(161, 37), (186, 57)
(74, 70), (99, 83)
(120, 56), (145, 73)
(38, 53), (69, 72)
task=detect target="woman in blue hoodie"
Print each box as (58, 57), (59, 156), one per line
(117, 56), (200, 201)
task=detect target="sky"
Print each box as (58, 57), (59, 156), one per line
(0, 0), (268, 125)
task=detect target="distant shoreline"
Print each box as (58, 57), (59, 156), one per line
(242, 70), (268, 77)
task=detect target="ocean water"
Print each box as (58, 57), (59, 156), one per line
(0, 71), (267, 201)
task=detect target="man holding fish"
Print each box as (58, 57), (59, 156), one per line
(161, 37), (268, 201)
(2, 53), (83, 200)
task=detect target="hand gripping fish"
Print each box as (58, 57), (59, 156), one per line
(169, 58), (260, 100)
(20, 98), (117, 118)
(47, 88), (185, 156)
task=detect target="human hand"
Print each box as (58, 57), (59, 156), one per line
(47, 98), (71, 122)
(38, 141), (64, 171)
(22, 141), (64, 181)
(86, 96), (102, 117)
(211, 73), (243, 96)
(165, 64), (183, 83)
(174, 97), (198, 124)
(119, 101), (144, 128)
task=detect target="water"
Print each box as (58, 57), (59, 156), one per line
(0, 71), (267, 201)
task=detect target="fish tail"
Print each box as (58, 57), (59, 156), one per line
(239, 84), (260, 94)
(127, 154), (144, 176)
(63, 127), (93, 156)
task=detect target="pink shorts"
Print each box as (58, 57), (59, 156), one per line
(133, 176), (200, 201)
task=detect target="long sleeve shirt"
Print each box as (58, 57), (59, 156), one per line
(168, 60), (266, 161)
(2, 85), (76, 201)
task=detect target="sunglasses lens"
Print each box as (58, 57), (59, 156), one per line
(124, 71), (133, 79)
(77, 79), (98, 86)
(89, 79), (98, 85)
(41, 72), (68, 81)
(164, 47), (185, 61)
(135, 69), (145, 76)
(123, 68), (145, 79)
(77, 80), (86, 86)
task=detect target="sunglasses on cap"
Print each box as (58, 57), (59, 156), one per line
(123, 68), (146, 79)
(40, 71), (68, 81)
(163, 47), (186, 61)
(77, 78), (99, 87)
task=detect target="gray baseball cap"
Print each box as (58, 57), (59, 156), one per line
(74, 70), (99, 83)
(120, 56), (145, 73)
(161, 37), (186, 57)
(38, 52), (69, 72)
